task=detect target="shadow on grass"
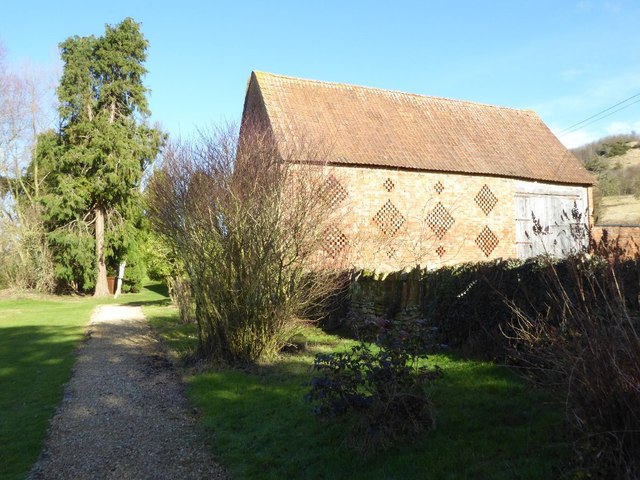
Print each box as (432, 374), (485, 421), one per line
(0, 324), (83, 480)
(186, 345), (569, 480)
(144, 303), (569, 479)
(122, 281), (171, 308)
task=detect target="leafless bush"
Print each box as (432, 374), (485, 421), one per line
(0, 43), (56, 292)
(0, 203), (54, 291)
(167, 275), (193, 324)
(148, 126), (346, 364)
(505, 253), (640, 478)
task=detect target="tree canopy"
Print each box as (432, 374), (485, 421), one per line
(34, 17), (164, 294)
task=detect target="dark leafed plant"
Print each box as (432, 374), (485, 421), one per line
(306, 319), (442, 454)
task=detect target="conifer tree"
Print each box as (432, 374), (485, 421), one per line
(35, 18), (163, 295)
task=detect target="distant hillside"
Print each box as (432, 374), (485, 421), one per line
(570, 133), (640, 225)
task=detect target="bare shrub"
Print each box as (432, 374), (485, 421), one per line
(148, 126), (345, 364)
(167, 275), (194, 324)
(0, 203), (54, 292)
(505, 253), (640, 478)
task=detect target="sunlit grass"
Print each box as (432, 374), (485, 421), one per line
(0, 281), (168, 480)
(0, 297), (96, 480)
(147, 303), (570, 479)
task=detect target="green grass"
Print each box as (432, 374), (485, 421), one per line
(146, 301), (570, 480)
(0, 296), (97, 480)
(0, 282), (169, 480)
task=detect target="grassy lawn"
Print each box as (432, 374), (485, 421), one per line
(146, 297), (570, 480)
(0, 283), (168, 480)
(0, 295), (97, 480)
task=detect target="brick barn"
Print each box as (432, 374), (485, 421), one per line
(240, 71), (595, 271)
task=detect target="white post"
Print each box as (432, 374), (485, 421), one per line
(114, 261), (126, 298)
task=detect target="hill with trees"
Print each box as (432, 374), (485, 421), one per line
(571, 133), (640, 225)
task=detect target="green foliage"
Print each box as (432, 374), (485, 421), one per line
(600, 140), (632, 158)
(571, 133), (640, 207)
(47, 228), (95, 292)
(140, 229), (179, 282)
(346, 251), (640, 359)
(571, 133), (640, 165)
(105, 220), (146, 292)
(31, 18), (164, 293)
(584, 155), (608, 173)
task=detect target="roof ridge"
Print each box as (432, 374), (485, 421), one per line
(252, 70), (535, 115)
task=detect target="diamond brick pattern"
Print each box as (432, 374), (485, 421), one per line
(325, 226), (348, 258)
(426, 202), (455, 239)
(322, 175), (348, 208)
(386, 245), (396, 258)
(373, 200), (406, 236)
(434, 181), (444, 194)
(476, 226), (499, 257)
(383, 178), (395, 192)
(475, 184), (498, 215)
(436, 246), (446, 257)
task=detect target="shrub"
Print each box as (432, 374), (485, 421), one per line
(505, 253), (640, 479)
(0, 204), (55, 292)
(571, 133), (640, 165)
(306, 319), (442, 453)
(148, 127), (344, 364)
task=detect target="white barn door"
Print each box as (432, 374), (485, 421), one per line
(514, 180), (589, 260)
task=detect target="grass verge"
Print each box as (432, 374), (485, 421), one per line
(0, 283), (169, 480)
(146, 298), (570, 479)
(0, 296), (97, 480)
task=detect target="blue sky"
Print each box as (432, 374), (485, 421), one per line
(2, 0), (639, 148)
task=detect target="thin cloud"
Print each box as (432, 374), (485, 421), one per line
(555, 119), (640, 148)
(557, 129), (598, 148)
(532, 69), (640, 119)
(605, 120), (640, 134)
(604, 2), (622, 13)
(560, 68), (588, 80)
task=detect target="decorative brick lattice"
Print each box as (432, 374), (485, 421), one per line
(386, 245), (397, 258)
(383, 178), (395, 192)
(475, 184), (498, 215)
(322, 175), (348, 208)
(436, 245), (446, 257)
(426, 202), (455, 239)
(373, 200), (406, 236)
(434, 181), (444, 194)
(324, 226), (348, 258)
(475, 226), (499, 257)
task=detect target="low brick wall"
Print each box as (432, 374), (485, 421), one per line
(592, 225), (640, 258)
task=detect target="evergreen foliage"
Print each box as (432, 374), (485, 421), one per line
(32, 18), (164, 293)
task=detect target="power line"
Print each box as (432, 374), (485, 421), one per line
(558, 92), (640, 136)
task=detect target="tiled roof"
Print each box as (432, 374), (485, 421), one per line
(245, 71), (594, 185)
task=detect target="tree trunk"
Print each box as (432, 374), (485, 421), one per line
(93, 205), (110, 297)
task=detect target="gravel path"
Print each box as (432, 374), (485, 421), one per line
(29, 304), (227, 480)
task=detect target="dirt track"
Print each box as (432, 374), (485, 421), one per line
(29, 304), (227, 480)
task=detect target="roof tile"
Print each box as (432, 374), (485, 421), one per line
(247, 71), (594, 185)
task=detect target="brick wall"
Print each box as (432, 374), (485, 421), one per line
(324, 164), (518, 270)
(592, 225), (640, 258)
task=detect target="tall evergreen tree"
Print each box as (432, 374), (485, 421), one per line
(34, 18), (163, 295)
